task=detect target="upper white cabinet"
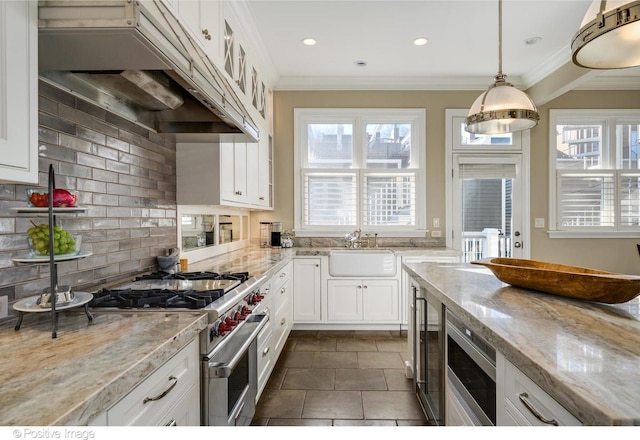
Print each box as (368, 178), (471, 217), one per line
(175, 0), (221, 64)
(248, 134), (272, 208)
(0, 1), (38, 184)
(177, 140), (272, 210)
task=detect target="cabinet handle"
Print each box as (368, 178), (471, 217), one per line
(143, 375), (178, 404)
(235, 191), (243, 195)
(280, 287), (285, 294)
(165, 419), (177, 426)
(280, 273), (286, 277)
(262, 346), (270, 356)
(259, 196), (265, 200)
(315, 264), (319, 267)
(518, 392), (559, 426)
(357, 285), (361, 289)
(363, 285), (367, 289)
(280, 317), (286, 326)
(202, 29), (211, 40)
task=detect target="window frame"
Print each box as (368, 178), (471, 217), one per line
(294, 108), (427, 237)
(548, 109), (640, 238)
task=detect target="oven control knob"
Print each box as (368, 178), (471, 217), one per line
(224, 316), (238, 327)
(234, 310), (247, 321)
(241, 306), (251, 316)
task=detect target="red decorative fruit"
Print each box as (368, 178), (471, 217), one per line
(28, 189), (77, 208)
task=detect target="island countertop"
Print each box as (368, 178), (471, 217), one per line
(0, 310), (208, 426)
(403, 261), (640, 426)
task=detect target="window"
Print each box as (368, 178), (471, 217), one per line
(294, 108), (426, 236)
(237, 45), (246, 93)
(549, 110), (640, 237)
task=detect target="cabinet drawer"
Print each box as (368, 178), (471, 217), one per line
(273, 301), (292, 356)
(257, 325), (274, 401)
(272, 262), (292, 293)
(274, 277), (292, 318)
(501, 356), (581, 426)
(107, 338), (199, 426)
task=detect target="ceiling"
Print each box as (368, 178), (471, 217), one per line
(242, 0), (640, 96)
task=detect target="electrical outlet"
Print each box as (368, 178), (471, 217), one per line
(433, 218), (440, 228)
(0, 296), (8, 319)
(431, 230), (441, 237)
(535, 218), (545, 228)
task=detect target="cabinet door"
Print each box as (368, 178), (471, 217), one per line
(327, 279), (362, 322)
(220, 141), (247, 203)
(175, 0), (220, 62)
(0, 1), (37, 184)
(248, 135), (272, 208)
(362, 279), (399, 322)
(293, 258), (321, 322)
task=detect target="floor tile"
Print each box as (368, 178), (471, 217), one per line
(357, 351), (405, 369)
(333, 419), (397, 426)
(362, 390), (426, 420)
(312, 351), (358, 368)
(376, 339), (406, 353)
(302, 390), (363, 419)
(317, 330), (356, 339)
(354, 330), (395, 339)
(294, 338), (337, 352)
(335, 368), (387, 390)
(254, 389), (306, 419)
(277, 350), (314, 368)
(267, 418), (333, 426)
(282, 368), (336, 390)
(384, 368), (413, 391)
(336, 338), (378, 352)
(289, 330), (319, 339)
(283, 338), (297, 351)
(264, 365), (287, 390)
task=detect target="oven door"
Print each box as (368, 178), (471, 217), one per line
(201, 313), (268, 426)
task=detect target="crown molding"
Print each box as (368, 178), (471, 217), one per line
(274, 75), (531, 91)
(521, 44), (573, 89)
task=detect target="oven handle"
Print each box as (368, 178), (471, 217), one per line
(207, 314), (268, 378)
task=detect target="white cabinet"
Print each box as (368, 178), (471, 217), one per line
(256, 262), (292, 402)
(175, 0), (220, 62)
(326, 279), (399, 323)
(176, 140), (272, 209)
(0, 1), (38, 184)
(293, 257), (322, 322)
(497, 352), (582, 426)
(105, 338), (200, 426)
(248, 134), (272, 208)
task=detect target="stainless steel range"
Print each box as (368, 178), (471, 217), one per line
(90, 270), (270, 426)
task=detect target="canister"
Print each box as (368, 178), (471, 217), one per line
(271, 222), (282, 247)
(260, 222), (272, 247)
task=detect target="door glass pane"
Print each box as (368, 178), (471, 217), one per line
(307, 124), (353, 168)
(555, 124), (603, 169)
(365, 123), (412, 168)
(460, 177), (512, 262)
(460, 123), (512, 146)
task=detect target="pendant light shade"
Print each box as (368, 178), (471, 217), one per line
(572, 0), (640, 69)
(465, 0), (539, 135)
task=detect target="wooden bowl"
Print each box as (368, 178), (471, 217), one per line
(471, 258), (640, 304)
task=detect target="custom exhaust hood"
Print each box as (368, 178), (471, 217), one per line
(38, 1), (259, 143)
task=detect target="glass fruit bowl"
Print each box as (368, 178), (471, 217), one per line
(25, 187), (78, 208)
(27, 230), (81, 257)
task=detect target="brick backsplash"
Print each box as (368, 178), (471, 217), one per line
(0, 81), (178, 317)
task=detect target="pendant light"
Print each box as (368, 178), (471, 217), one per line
(465, 0), (540, 134)
(572, 0), (640, 69)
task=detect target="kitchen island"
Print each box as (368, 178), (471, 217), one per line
(0, 310), (207, 425)
(403, 261), (640, 426)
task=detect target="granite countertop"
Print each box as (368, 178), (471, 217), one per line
(403, 261), (640, 426)
(0, 310), (208, 426)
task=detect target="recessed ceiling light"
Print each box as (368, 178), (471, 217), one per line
(413, 37), (429, 46)
(302, 38), (317, 46)
(524, 36), (542, 45)
(354, 61), (367, 67)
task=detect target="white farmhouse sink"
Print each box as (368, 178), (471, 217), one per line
(328, 249), (396, 277)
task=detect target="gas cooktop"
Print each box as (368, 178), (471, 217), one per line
(89, 271), (252, 310)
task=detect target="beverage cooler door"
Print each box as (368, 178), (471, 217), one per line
(412, 284), (444, 425)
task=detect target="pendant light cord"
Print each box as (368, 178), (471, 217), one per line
(498, 0), (503, 77)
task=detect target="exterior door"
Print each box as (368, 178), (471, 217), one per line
(451, 154), (526, 262)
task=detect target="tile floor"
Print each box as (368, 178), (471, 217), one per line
(252, 330), (431, 426)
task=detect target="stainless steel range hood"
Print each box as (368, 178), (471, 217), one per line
(38, 1), (259, 143)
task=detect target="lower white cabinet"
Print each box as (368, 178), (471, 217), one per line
(326, 279), (399, 323)
(293, 257), (322, 322)
(496, 352), (582, 426)
(105, 338), (200, 426)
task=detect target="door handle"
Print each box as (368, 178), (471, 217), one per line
(514, 242), (522, 248)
